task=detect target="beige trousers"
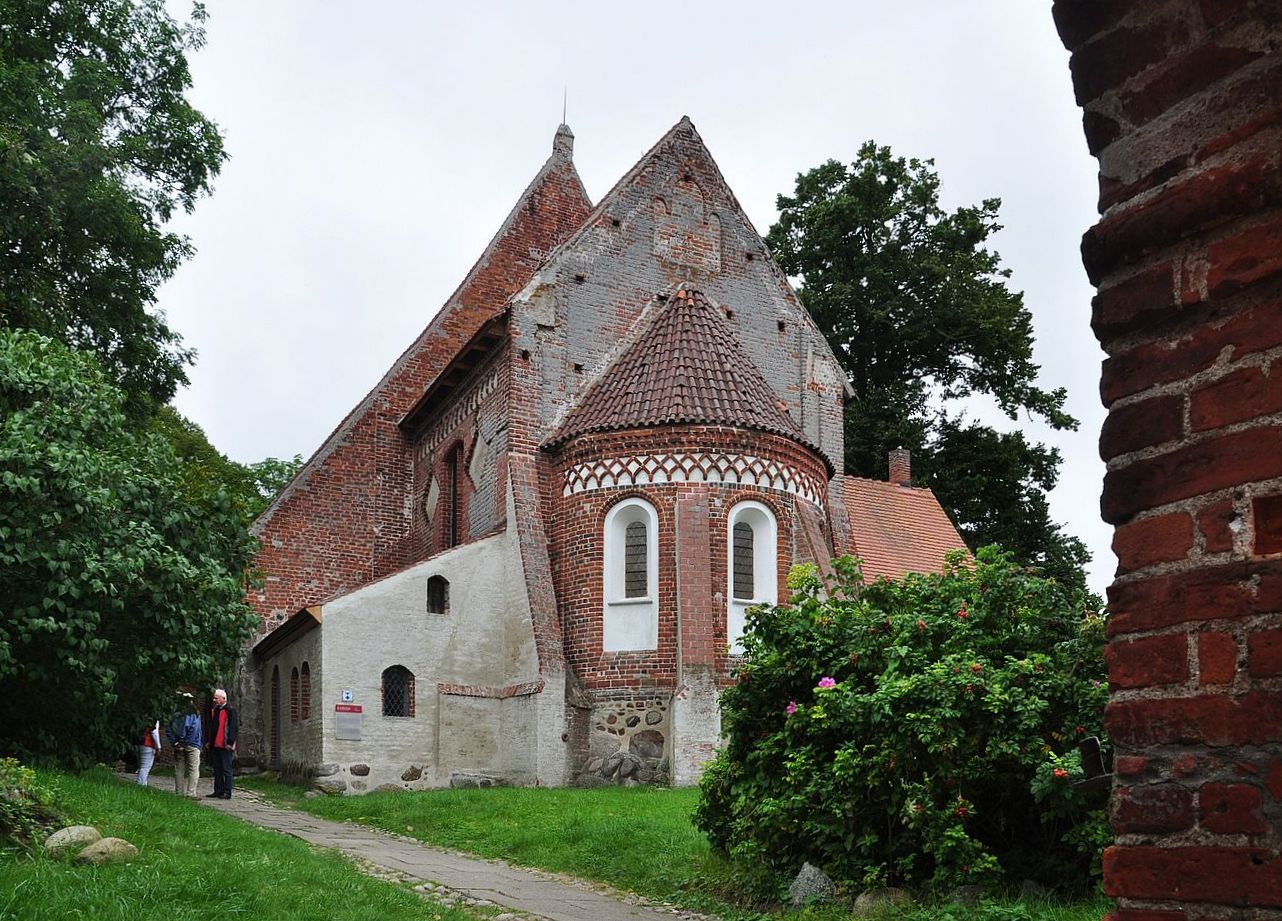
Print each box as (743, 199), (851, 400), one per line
(173, 745), (201, 797)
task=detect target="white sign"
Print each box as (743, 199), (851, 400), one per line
(342, 689), (353, 702)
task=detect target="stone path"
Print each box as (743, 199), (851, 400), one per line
(185, 776), (700, 921)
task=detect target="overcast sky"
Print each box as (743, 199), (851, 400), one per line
(161, 1), (1113, 593)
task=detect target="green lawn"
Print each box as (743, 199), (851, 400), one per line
(239, 776), (1109, 921)
(0, 768), (480, 921)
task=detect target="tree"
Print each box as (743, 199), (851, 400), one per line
(695, 552), (1109, 893)
(0, 0), (226, 413)
(148, 407), (304, 526)
(767, 144), (1091, 594)
(0, 330), (257, 766)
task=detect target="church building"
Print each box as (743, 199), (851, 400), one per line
(243, 117), (966, 793)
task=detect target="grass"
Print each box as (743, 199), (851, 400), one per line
(239, 776), (1110, 921)
(0, 767), (481, 921)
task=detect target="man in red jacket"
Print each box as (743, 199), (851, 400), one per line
(206, 688), (239, 800)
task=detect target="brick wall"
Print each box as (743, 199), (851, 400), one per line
(1053, 2), (1282, 915)
(248, 143), (590, 629)
(545, 425), (826, 692)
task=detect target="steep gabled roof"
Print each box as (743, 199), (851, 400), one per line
(253, 127), (592, 535)
(545, 289), (823, 460)
(837, 475), (969, 581)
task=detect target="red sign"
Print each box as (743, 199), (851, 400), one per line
(335, 704), (362, 713)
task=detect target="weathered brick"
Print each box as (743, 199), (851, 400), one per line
(1108, 633), (1190, 689)
(1116, 754), (1150, 776)
(1105, 691), (1282, 747)
(1068, 15), (1194, 106)
(1051, 1), (1133, 52)
(1102, 426), (1282, 524)
(1113, 513), (1194, 573)
(1114, 782), (1195, 833)
(1199, 781), (1266, 834)
(1101, 293), (1282, 404)
(1197, 499), (1238, 552)
(1099, 394), (1184, 459)
(1198, 632), (1238, 685)
(1247, 627), (1282, 678)
(1253, 493), (1282, 554)
(1086, 156), (1282, 293)
(1205, 212), (1282, 298)
(1107, 560), (1282, 635)
(1104, 845), (1282, 904)
(1119, 44), (1266, 124)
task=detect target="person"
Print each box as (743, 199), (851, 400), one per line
(166, 692), (203, 799)
(207, 688), (238, 800)
(137, 720), (161, 786)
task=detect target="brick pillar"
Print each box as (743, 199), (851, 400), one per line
(671, 491), (720, 785)
(1053, 2), (1282, 916)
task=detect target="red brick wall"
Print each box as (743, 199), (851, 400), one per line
(544, 425), (826, 692)
(248, 152), (591, 628)
(1053, 3), (1282, 915)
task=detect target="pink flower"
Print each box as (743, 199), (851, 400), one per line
(817, 676), (836, 689)
(785, 700), (798, 716)
(1053, 767), (1070, 779)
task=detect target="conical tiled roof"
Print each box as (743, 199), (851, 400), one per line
(546, 290), (817, 453)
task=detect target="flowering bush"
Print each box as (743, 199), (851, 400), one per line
(694, 548), (1107, 894)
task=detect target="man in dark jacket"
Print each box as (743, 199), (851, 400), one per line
(206, 688), (239, 799)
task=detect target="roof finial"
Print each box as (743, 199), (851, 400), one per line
(553, 93), (574, 161)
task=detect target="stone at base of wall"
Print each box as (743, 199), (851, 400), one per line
(449, 771), (507, 788)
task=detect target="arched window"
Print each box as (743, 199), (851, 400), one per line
(290, 667), (300, 722)
(727, 500), (778, 654)
(300, 662), (311, 721)
(382, 665), (415, 718)
(426, 575), (449, 614)
(602, 498), (659, 651)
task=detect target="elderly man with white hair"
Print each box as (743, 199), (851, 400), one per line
(206, 688), (239, 800)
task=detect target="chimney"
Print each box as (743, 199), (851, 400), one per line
(889, 448), (911, 487)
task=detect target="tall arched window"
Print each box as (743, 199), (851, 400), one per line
(382, 665), (415, 718)
(300, 662), (311, 721)
(727, 500), (778, 654)
(290, 666), (300, 722)
(602, 498), (659, 651)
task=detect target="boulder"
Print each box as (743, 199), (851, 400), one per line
(617, 754), (641, 779)
(629, 729), (664, 760)
(854, 888), (914, 914)
(645, 709), (663, 725)
(949, 885), (985, 907)
(401, 765), (422, 782)
(314, 775), (347, 794)
(44, 825), (101, 857)
(348, 763), (370, 777)
(602, 752), (624, 777)
(788, 862), (836, 906)
(303, 790), (322, 799)
(376, 783), (403, 793)
(76, 837), (138, 865)
(315, 763), (341, 777)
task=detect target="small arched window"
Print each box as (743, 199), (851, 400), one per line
(300, 662), (311, 721)
(382, 665), (415, 718)
(290, 667), (300, 722)
(603, 498), (659, 651)
(727, 500), (778, 654)
(427, 575), (449, 614)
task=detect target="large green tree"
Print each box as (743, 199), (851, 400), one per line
(0, 0), (225, 413)
(767, 143), (1090, 594)
(0, 330), (257, 765)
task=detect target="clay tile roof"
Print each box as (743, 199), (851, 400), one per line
(837, 474), (969, 582)
(546, 289), (818, 454)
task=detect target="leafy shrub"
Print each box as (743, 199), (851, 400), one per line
(695, 548), (1107, 894)
(0, 758), (61, 850)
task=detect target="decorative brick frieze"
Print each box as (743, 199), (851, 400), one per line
(436, 680), (544, 699)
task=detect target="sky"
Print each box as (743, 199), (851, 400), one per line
(160, 1), (1113, 593)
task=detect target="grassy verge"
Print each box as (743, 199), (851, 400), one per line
(239, 776), (1108, 921)
(0, 767), (480, 921)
